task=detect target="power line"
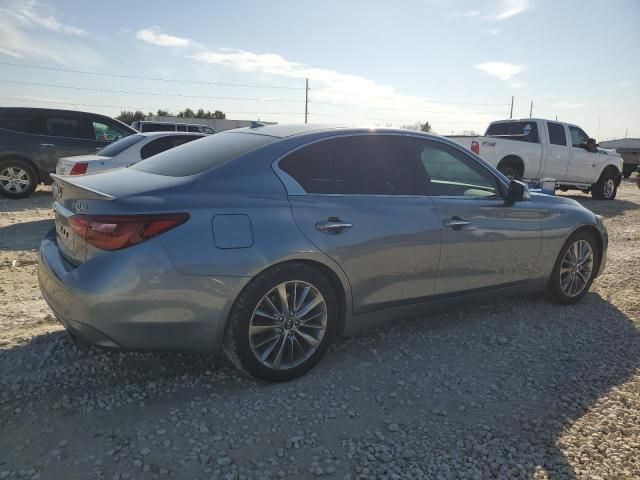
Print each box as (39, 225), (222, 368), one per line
(0, 79), (302, 103)
(0, 61), (305, 90)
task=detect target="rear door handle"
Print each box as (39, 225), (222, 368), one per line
(316, 219), (353, 234)
(443, 216), (470, 230)
(40, 143), (55, 148)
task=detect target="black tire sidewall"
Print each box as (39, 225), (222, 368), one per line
(499, 166), (520, 180)
(592, 171), (617, 200)
(549, 230), (599, 304)
(224, 263), (337, 382)
(0, 159), (37, 199)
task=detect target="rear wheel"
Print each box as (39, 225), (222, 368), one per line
(622, 164), (634, 178)
(0, 159), (37, 199)
(223, 263), (337, 382)
(591, 169), (618, 200)
(548, 230), (599, 304)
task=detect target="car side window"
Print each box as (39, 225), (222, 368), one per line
(188, 126), (200, 132)
(279, 142), (335, 194)
(46, 116), (87, 139)
(140, 137), (175, 159)
(323, 136), (419, 195)
(90, 119), (131, 142)
(177, 125), (187, 132)
(569, 126), (589, 148)
(547, 122), (567, 146)
(0, 114), (45, 135)
(172, 135), (202, 147)
(407, 138), (499, 198)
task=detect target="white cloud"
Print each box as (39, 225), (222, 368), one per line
(476, 62), (525, 81)
(494, 0), (531, 21)
(0, 0), (87, 36)
(136, 27), (192, 47)
(0, 1), (99, 65)
(552, 101), (585, 109)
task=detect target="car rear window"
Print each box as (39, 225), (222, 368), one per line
(140, 123), (176, 132)
(131, 132), (275, 176)
(97, 134), (145, 157)
(486, 121), (539, 143)
(0, 114), (43, 134)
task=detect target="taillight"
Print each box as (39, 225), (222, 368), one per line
(70, 162), (89, 175)
(471, 141), (480, 155)
(69, 213), (189, 250)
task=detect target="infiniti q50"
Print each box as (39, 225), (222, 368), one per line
(38, 125), (607, 381)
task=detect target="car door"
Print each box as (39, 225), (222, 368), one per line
(567, 126), (599, 183)
(39, 112), (98, 173)
(544, 121), (571, 181)
(405, 137), (544, 295)
(280, 134), (441, 315)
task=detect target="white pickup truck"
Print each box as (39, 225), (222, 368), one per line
(449, 118), (624, 200)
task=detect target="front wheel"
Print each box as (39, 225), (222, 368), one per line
(0, 159), (38, 199)
(223, 263), (337, 382)
(548, 231), (599, 304)
(591, 170), (618, 200)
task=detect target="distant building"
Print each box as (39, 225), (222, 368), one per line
(600, 138), (640, 177)
(146, 116), (276, 132)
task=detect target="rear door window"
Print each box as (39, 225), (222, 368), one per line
(45, 116), (88, 139)
(188, 125), (201, 132)
(486, 121), (539, 143)
(177, 125), (187, 132)
(279, 135), (420, 195)
(132, 132), (275, 176)
(547, 122), (567, 146)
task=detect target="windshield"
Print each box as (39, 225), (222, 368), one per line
(97, 134), (145, 157)
(131, 132), (275, 176)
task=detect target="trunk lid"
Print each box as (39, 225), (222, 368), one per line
(51, 168), (195, 264)
(56, 154), (110, 175)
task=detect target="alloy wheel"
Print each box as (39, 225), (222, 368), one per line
(249, 281), (327, 370)
(604, 178), (615, 199)
(560, 240), (594, 297)
(0, 167), (31, 193)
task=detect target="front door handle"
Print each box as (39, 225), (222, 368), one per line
(443, 216), (470, 230)
(316, 219), (353, 234)
(40, 143), (55, 148)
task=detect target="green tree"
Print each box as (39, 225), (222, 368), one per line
(178, 108), (196, 118)
(156, 109), (170, 116)
(116, 110), (146, 125)
(214, 110), (226, 119)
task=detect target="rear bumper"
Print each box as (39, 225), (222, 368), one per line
(38, 228), (249, 352)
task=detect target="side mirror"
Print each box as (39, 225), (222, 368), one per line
(505, 180), (528, 206)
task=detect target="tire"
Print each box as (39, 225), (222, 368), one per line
(498, 165), (521, 180)
(581, 189), (590, 194)
(223, 262), (337, 382)
(622, 164), (634, 179)
(0, 159), (38, 199)
(591, 169), (618, 200)
(548, 230), (599, 304)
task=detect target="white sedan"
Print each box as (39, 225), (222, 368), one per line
(56, 132), (206, 175)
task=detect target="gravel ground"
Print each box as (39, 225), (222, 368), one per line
(1, 180), (639, 480)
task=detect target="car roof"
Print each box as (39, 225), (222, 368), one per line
(138, 131), (207, 138)
(229, 124), (423, 139)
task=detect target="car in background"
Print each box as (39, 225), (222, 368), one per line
(131, 121), (216, 135)
(39, 125), (608, 382)
(0, 107), (136, 198)
(56, 132), (206, 175)
(449, 118), (623, 200)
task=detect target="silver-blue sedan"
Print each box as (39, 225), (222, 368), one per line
(38, 125), (608, 382)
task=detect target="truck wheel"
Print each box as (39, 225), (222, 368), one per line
(0, 159), (38, 199)
(622, 164), (634, 178)
(591, 169), (618, 200)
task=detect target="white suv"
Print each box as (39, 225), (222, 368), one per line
(131, 121), (216, 134)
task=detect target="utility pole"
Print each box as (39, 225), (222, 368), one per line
(510, 96), (514, 119)
(529, 101), (533, 118)
(625, 128), (628, 138)
(304, 78), (309, 124)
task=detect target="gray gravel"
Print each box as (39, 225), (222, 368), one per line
(1, 181), (639, 479)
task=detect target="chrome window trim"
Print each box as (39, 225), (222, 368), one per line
(272, 131), (509, 198)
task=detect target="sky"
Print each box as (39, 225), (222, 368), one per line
(0, 0), (638, 139)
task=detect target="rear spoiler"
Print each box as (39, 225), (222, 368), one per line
(50, 173), (116, 201)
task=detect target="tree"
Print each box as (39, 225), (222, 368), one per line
(116, 110), (146, 125)
(214, 110), (226, 119)
(156, 109), (170, 116)
(178, 108), (196, 118)
(401, 121), (432, 133)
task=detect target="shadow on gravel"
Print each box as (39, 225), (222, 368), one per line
(1, 292), (638, 478)
(558, 193), (637, 219)
(0, 189), (52, 214)
(0, 219), (53, 251)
